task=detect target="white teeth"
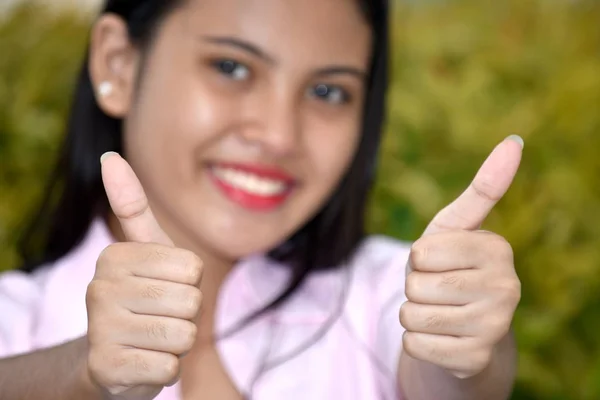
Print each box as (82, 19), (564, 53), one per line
(212, 167), (288, 196)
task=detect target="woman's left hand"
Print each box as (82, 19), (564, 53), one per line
(400, 229), (520, 379)
(400, 135), (523, 379)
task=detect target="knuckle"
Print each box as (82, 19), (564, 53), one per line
(178, 321), (198, 353)
(495, 277), (522, 304)
(424, 312), (448, 330)
(440, 273), (467, 291)
(485, 313), (512, 339)
(103, 354), (146, 392)
(428, 343), (453, 364)
(150, 247), (170, 262)
(508, 279), (522, 301)
(97, 245), (115, 266)
(86, 280), (113, 306)
(109, 352), (131, 372)
(131, 352), (152, 375)
(404, 273), (420, 301)
(144, 320), (168, 340)
(96, 246), (115, 272)
(398, 302), (411, 328)
(490, 235), (514, 261)
(484, 313), (504, 333)
(96, 243), (139, 279)
(88, 348), (124, 388)
(183, 288), (203, 319)
(180, 250), (203, 284)
(409, 239), (429, 269)
(97, 243), (128, 268)
(162, 355), (180, 383)
(141, 283), (166, 300)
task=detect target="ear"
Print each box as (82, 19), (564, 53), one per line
(89, 14), (140, 118)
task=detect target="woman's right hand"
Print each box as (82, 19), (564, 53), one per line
(85, 152), (203, 400)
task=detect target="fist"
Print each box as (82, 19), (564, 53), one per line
(401, 231), (520, 378)
(400, 136), (523, 379)
(86, 152), (203, 400)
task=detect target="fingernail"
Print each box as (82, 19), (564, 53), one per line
(100, 151), (118, 164)
(505, 134), (524, 148)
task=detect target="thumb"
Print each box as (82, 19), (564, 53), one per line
(405, 135), (523, 277)
(100, 152), (174, 246)
(422, 135), (524, 236)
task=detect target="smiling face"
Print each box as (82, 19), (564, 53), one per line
(90, 0), (372, 265)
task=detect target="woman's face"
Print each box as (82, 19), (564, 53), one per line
(92, 0), (372, 262)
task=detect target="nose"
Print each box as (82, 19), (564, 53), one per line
(239, 88), (302, 158)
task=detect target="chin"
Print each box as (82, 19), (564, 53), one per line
(214, 235), (284, 260)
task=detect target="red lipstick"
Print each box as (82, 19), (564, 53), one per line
(208, 162), (296, 211)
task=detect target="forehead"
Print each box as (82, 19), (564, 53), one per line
(171, 0), (372, 65)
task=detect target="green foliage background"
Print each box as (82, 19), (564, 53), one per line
(1, 1), (599, 399)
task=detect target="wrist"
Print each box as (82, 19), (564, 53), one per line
(71, 336), (105, 400)
(399, 331), (517, 400)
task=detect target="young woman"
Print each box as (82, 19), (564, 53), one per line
(0, 0), (523, 399)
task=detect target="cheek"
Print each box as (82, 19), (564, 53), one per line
(123, 71), (239, 183)
(306, 116), (361, 191)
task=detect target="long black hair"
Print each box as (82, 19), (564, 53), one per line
(18, 0), (389, 321)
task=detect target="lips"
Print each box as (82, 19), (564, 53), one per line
(208, 162), (296, 211)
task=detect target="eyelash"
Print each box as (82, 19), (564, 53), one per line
(211, 59), (351, 105)
(212, 59), (251, 81)
(308, 84), (350, 105)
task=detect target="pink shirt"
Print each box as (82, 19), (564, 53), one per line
(0, 219), (409, 399)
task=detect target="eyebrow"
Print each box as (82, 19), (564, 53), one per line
(201, 35), (277, 64)
(200, 35), (367, 80)
(314, 66), (367, 80)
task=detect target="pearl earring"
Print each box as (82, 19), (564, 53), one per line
(98, 81), (113, 97)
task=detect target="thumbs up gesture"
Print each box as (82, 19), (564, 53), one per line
(85, 153), (203, 400)
(400, 136), (523, 379)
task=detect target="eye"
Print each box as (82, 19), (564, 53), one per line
(213, 59), (251, 81)
(308, 84), (350, 105)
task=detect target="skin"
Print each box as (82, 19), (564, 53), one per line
(0, 1), (522, 399)
(398, 137), (522, 400)
(93, 0), (371, 398)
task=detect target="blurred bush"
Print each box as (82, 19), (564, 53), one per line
(1, 1), (599, 399)
(0, 4), (90, 269)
